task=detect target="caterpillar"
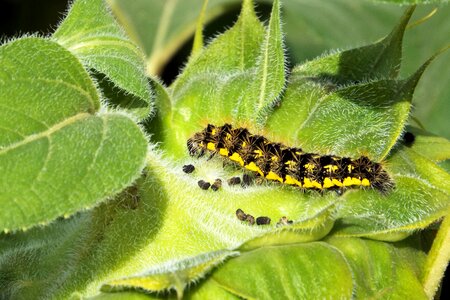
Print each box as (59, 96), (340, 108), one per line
(187, 124), (393, 193)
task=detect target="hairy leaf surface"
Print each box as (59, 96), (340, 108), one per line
(53, 0), (152, 119)
(212, 242), (353, 299)
(326, 236), (427, 299)
(0, 37), (147, 231)
(168, 0), (286, 155)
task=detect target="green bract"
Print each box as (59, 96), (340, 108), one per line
(1, 0), (449, 299)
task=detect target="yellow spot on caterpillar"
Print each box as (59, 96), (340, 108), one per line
(207, 142), (216, 151)
(284, 175), (302, 187)
(343, 177), (353, 186)
(351, 177), (361, 185)
(343, 177), (361, 186)
(229, 152), (244, 166)
(303, 178), (313, 188)
(219, 148), (229, 156)
(254, 149), (264, 157)
(303, 178), (322, 189)
(285, 160), (296, 166)
(271, 156), (278, 162)
(225, 133), (232, 140)
(332, 179), (343, 187)
(266, 171), (283, 183)
(304, 163), (315, 171)
(242, 141), (247, 147)
(361, 178), (370, 186)
(323, 177), (335, 188)
(312, 180), (322, 189)
(348, 165), (354, 172)
(245, 162), (264, 176)
(211, 128), (217, 135)
(324, 165), (338, 173)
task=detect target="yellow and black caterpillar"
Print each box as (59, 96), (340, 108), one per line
(188, 124), (393, 193)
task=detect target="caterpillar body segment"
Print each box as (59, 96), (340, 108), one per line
(187, 124), (393, 193)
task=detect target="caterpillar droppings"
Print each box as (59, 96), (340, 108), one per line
(187, 124), (393, 193)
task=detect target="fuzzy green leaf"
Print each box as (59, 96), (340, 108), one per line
(211, 242), (353, 299)
(1, 1), (449, 299)
(0, 37), (148, 231)
(404, 126), (450, 162)
(265, 7), (426, 161)
(143, 77), (172, 145)
(334, 144), (450, 239)
(290, 6), (414, 84)
(277, 1), (450, 139)
(326, 236), (427, 299)
(168, 0), (288, 155)
(53, 0), (152, 120)
(422, 210), (450, 299)
(243, 0), (285, 124)
(266, 70), (419, 161)
(89, 292), (157, 300)
(102, 250), (238, 298)
(0, 148), (338, 298)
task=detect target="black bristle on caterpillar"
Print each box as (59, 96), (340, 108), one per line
(187, 124), (393, 193)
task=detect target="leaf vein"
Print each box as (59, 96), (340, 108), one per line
(0, 113), (91, 155)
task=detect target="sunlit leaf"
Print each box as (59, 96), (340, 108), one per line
(102, 250), (238, 298)
(0, 148), (339, 297)
(169, 0), (287, 155)
(404, 126), (450, 162)
(0, 37), (147, 231)
(212, 242), (353, 299)
(334, 144), (450, 239)
(326, 236), (427, 299)
(53, 0), (152, 120)
(289, 6), (414, 84)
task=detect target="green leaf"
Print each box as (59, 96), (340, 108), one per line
(290, 6), (415, 84)
(326, 236), (427, 299)
(265, 11), (439, 162)
(211, 242), (353, 299)
(185, 278), (241, 300)
(89, 291), (158, 300)
(422, 210), (450, 299)
(191, 0), (209, 56)
(2, 2), (449, 299)
(334, 144), (450, 239)
(404, 126), (450, 162)
(143, 77), (172, 145)
(169, 0), (286, 155)
(237, 207), (335, 251)
(276, 0), (450, 139)
(167, 0), (265, 155)
(102, 250), (238, 298)
(53, 0), (152, 120)
(243, 0), (286, 124)
(0, 37), (148, 231)
(0, 148), (339, 297)
(265, 70), (420, 161)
